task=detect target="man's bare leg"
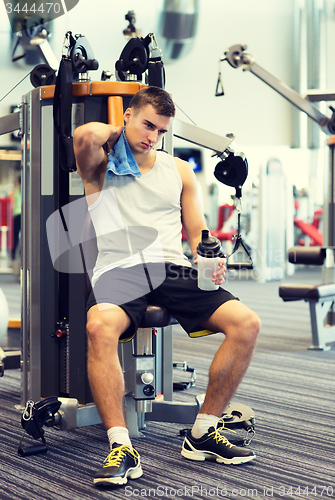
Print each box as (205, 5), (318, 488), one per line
(87, 304), (143, 486)
(181, 300), (260, 464)
(200, 300), (260, 417)
(86, 303), (131, 429)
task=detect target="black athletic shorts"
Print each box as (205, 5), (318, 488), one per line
(87, 263), (238, 342)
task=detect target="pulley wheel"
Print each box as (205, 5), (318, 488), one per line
(30, 64), (56, 88)
(221, 402), (255, 430)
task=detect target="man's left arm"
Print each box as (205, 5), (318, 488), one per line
(176, 157), (226, 285)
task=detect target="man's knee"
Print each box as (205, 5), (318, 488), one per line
(204, 300), (260, 345)
(247, 310), (261, 337)
(238, 310), (261, 346)
(86, 316), (107, 340)
(86, 317), (118, 346)
(86, 306), (130, 346)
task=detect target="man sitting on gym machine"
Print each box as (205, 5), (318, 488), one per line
(73, 86), (260, 487)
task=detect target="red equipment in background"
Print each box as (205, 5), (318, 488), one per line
(294, 208), (323, 246)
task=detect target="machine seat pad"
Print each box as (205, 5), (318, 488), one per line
(279, 283), (335, 302)
(287, 246), (326, 265)
(139, 304), (178, 328)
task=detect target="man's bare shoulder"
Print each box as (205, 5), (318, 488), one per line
(174, 156), (196, 185)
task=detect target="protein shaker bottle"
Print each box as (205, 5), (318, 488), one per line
(197, 229), (224, 291)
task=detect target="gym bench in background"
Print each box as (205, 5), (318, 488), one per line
(279, 246), (335, 351)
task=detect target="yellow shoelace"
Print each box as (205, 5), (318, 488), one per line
(207, 417), (236, 449)
(103, 445), (139, 468)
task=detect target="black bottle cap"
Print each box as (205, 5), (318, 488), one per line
(197, 229), (223, 258)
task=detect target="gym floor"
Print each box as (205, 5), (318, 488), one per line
(0, 268), (334, 500)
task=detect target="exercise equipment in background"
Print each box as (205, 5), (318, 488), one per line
(0, 288), (10, 377)
(157, 0), (199, 62)
(294, 208), (323, 247)
(279, 246), (335, 350)
(218, 44), (335, 342)
(213, 148), (253, 270)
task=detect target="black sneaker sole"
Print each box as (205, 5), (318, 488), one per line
(181, 438), (255, 465)
(93, 465), (143, 486)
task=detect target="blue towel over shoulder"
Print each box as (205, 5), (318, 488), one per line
(106, 129), (141, 178)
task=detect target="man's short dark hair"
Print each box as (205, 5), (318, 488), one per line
(129, 86), (175, 117)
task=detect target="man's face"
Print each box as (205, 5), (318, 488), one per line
(124, 104), (173, 155)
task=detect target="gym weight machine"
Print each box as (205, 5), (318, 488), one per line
(0, 33), (255, 451)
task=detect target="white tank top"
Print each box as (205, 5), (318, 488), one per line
(88, 150), (191, 286)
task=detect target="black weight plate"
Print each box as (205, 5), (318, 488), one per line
(30, 64), (56, 88)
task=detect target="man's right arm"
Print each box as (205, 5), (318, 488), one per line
(73, 122), (123, 188)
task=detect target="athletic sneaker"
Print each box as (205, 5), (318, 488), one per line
(181, 418), (256, 465)
(93, 443), (143, 486)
